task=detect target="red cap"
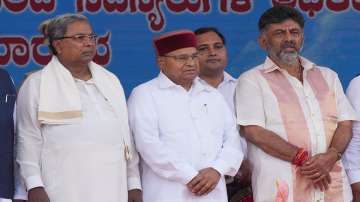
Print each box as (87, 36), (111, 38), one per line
(153, 30), (197, 56)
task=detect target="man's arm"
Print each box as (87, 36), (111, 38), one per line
(187, 99), (243, 196)
(234, 73), (298, 162)
(301, 72), (357, 189)
(13, 105), (27, 202)
(125, 123), (142, 202)
(16, 76), (49, 202)
(329, 120), (353, 154)
(241, 125), (298, 162)
(242, 124), (332, 190)
(342, 76), (360, 197)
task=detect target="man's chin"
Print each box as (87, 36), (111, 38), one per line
(183, 72), (198, 80)
(81, 55), (95, 63)
(204, 63), (224, 71)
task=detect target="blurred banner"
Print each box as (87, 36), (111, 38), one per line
(1, 0), (359, 96)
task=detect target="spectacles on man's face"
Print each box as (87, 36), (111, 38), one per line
(56, 33), (97, 43)
(163, 53), (199, 64)
(197, 43), (225, 55)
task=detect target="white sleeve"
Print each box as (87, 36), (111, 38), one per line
(126, 139), (142, 190)
(342, 77), (360, 184)
(210, 99), (243, 176)
(235, 73), (265, 127)
(16, 75), (44, 190)
(13, 160), (27, 200)
(13, 104), (28, 200)
(333, 74), (357, 121)
(113, 78), (142, 191)
(127, 87), (198, 185)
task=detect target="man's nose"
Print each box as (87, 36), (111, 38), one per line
(283, 31), (294, 42)
(208, 47), (217, 55)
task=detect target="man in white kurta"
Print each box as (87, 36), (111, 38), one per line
(128, 30), (243, 202)
(236, 6), (356, 202)
(343, 75), (360, 199)
(16, 13), (141, 202)
(16, 61), (141, 202)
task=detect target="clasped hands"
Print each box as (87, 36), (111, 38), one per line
(186, 167), (221, 196)
(299, 150), (339, 191)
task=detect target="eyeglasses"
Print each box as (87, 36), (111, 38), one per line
(56, 33), (97, 43)
(197, 43), (225, 55)
(163, 53), (199, 64)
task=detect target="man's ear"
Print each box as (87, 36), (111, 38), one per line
(157, 56), (166, 71)
(257, 34), (267, 50)
(52, 40), (62, 54)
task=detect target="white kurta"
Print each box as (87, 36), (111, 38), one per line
(199, 71), (247, 155)
(16, 71), (141, 202)
(343, 75), (360, 184)
(128, 72), (243, 202)
(215, 71), (237, 113)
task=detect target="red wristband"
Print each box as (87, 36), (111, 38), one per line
(292, 148), (309, 166)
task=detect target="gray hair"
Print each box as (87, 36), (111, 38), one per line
(38, 13), (89, 55)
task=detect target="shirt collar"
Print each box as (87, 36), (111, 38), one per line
(262, 56), (315, 73)
(157, 71), (177, 89)
(198, 71), (236, 87)
(191, 77), (214, 95)
(74, 78), (95, 84)
(223, 71), (237, 83)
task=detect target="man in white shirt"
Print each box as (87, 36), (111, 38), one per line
(236, 6), (357, 202)
(128, 30), (243, 202)
(194, 27), (251, 201)
(343, 75), (360, 200)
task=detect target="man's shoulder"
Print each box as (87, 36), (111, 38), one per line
(18, 70), (42, 93)
(23, 69), (42, 83)
(238, 64), (264, 80)
(313, 64), (336, 73)
(129, 77), (158, 98)
(312, 65), (339, 81)
(349, 75), (360, 86)
(135, 77), (158, 90)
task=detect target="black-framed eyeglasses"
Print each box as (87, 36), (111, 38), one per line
(55, 33), (97, 43)
(163, 53), (199, 64)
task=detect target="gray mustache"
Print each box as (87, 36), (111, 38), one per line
(282, 42), (296, 49)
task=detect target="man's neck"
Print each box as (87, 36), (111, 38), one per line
(270, 56), (303, 81)
(180, 82), (193, 91)
(200, 72), (224, 88)
(59, 59), (92, 81)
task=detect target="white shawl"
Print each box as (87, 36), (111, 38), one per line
(38, 56), (133, 160)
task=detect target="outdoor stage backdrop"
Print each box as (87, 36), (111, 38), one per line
(1, 0), (359, 96)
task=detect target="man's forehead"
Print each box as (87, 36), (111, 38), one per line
(267, 19), (302, 30)
(196, 32), (223, 45)
(167, 47), (197, 55)
(66, 21), (92, 33)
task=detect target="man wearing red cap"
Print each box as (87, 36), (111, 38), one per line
(127, 30), (244, 202)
